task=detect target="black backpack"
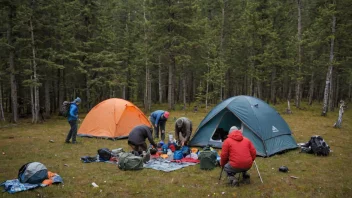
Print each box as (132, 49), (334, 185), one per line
(98, 148), (112, 161)
(310, 136), (330, 156)
(59, 101), (71, 117)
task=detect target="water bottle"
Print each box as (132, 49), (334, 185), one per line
(169, 133), (173, 143)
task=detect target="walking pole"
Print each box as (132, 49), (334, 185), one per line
(219, 166), (224, 180)
(254, 160), (263, 183)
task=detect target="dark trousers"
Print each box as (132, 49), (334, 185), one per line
(224, 163), (250, 177)
(66, 120), (77, 143)
(153, 121), (166, 141)
(128, 141), (148, 155)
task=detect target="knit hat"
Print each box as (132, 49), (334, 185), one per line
(176, 118), (183, 128)
(229, 126), (239, 134)
(163, 111), (170, 119)
(73, 97), (81, 104)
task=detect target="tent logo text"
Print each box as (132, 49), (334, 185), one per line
(272, 126), (279, 133)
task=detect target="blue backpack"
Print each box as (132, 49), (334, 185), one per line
(174, 150), (183, 160)
(162, 144), (169, 154)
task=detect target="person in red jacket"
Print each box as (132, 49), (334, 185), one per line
(220, 126), (256, 186)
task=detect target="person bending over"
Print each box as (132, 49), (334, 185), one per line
(149, 110), (169, 141)
(175, 117), (192, 146)
(128, 125), (157, 155)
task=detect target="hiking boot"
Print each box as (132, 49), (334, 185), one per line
(228, 176), (235, 185)
(231, 178), (239, 187)
(65, 141), (70, 144)
(242, 172), (251, 184)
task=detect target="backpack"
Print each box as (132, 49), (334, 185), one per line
(98, 148), (112, 161)
(118, 152), (144, 171)
(18, 162), (48, 184)
(59, 101), (71, 117)
(174, 150), (183, 160)
(310, 136), (330, 156)
(198, 147), (217, 170)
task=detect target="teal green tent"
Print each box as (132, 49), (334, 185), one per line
(189, 95), (297, 157)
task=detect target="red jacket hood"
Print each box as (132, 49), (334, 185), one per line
(228, 130), (243, 141)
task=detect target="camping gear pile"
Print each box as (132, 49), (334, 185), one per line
(1, 162), (63, 194)
(299, 135), (331, 156)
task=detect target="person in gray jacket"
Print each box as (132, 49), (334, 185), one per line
(128, 125), (157, 154)
(175, 117), (192, 146)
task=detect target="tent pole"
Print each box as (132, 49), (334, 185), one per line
(254, 160), (263, 183)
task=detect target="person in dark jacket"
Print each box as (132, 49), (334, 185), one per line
(220, 126), (256, 186)
(149, 110), (170, 141)
(175, 117), (192, 146)
(128, 125), (157, 154)
(65, 97), (81, 144)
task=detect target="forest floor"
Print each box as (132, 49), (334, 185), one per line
(0, 102), (351, 198)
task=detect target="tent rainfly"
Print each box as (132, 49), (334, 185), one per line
(78, 98), (151, 139)
(189, 95), (298, 157)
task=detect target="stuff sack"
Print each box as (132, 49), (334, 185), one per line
(98, 148), (112, 161)
(59, 101), (71, 117)
(310, 136), (330, 156)
(118, 152), (144, 171)
(198, 149), (217, 170)
(18, 162), (48, 184)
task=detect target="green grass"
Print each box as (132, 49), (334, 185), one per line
(0, 102), (351, 198)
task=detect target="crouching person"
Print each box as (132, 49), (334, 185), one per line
(220, 126), (256, 186)
(128, 125), (157, 155)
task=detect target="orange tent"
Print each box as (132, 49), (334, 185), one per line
(78, 98), (151, 139)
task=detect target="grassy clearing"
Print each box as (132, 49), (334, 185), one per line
(0, 102), (351, 198)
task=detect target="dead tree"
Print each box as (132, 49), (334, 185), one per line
(333, 100), (345, 128)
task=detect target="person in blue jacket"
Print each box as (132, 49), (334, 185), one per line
(65, 97), (81, 144)
(150, 110), (170, 141)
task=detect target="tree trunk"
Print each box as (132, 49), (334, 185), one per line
(143, 0), (151, 111)
(58, 69), (64, 110)
(322, 12), (336, 116)
(168, 57), (175, 110)
(270, 66), (276, 104)
(7, 6), (18, 123)
(30, 19), (39, 123)
(333, 100), (344, 128)
(219, 0), (226, 102)
(335, 74), (340, 107)
(0, 82), (5, 121)
(205, 63), (209, 109)
(257, 81), (262, 99)
(288, 80), (292, 101)
(144, 64), (150, 111)
(329, 72), (334, 111)
(158, 56), (163, 103)
(45, 79), (50, 118)
(295, 0), (302, 108)
(86, 74), (90, 110)
(122, 85), (126, 99)
(308, 71), (314, 105)
(182, 69), (186, 110)
(30, 80), (35, 123)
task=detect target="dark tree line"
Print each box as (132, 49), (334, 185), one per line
(0, 0), (351, 123)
